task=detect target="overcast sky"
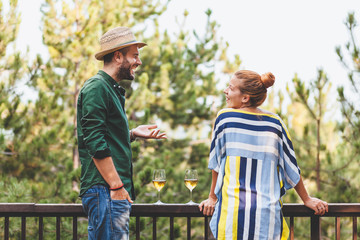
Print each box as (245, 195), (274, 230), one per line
(15, 0), (360, 97)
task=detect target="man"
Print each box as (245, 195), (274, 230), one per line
(77, 26), (166, 240)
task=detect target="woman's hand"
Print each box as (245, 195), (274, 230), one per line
(199, 195), (217, 216)
(294, 176), (328, 216)
(132, 125), (167, 139)
(304, 197), (328, 215)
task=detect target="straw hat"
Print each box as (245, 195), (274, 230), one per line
(95, 27), (147, 60)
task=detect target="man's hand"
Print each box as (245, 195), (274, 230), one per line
(199, 195), (217, 216)
(110, 188), (133, 203)
(132, 125), (167, 139)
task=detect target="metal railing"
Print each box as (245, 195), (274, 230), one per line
(1, 203), (360, 239)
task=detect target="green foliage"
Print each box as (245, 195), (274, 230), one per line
(126, 9), (239, 128)
(0, 0), (20, 57)
(335, 12), (360, 173)
(280, 13), (360, 238)
(2, 0), (360, 238)
(328, 12), (360, 207)
(1, 0), (238, 238)
(287, 69), (332, 191)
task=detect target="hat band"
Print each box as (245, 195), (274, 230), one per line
(111, 40), (138, 50)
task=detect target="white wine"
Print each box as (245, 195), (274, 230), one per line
(152, 180), (166, 191)
(184, 179), (198, 191)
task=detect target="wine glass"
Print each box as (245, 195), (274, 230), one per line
(184, 169), (198, 204)
(152, 169), (166, 204)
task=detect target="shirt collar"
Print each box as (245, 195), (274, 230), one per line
(98, 70), (126, 96)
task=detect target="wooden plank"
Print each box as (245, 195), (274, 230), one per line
(1, 203), (360, 217)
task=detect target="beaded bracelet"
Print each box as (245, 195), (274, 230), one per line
(109, 184), (124, 191)
(130, 129), (137, 142)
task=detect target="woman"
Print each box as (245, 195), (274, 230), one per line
(199, 70), (328, 240)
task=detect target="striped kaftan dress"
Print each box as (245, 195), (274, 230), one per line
(208, 108), (300, 240)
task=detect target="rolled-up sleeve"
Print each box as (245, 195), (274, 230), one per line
(80, 80), (111, 159)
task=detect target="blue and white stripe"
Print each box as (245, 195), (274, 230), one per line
(208, 108), (300, 240)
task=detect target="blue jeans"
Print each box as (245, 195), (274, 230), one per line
(81, 184), (132, 240)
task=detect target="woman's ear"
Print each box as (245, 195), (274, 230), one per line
(242, 94), (250, 104)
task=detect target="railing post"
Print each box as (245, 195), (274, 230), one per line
(353, 217), (357, 240)
(39, 216), (43, 240)
(335, 217), (341, 240)
(204, 216), (209, 240)
(73, 216), (78, 240)
(21, 216), (26, 240)
(290, 217), (294, 240)
(5, 216), (9, 240)
(170, 216), (174, 240)
(311, 216), (320, 240)
(56, 216), (61, 240)
(152, 217), (157, 240)
(2, 203), (360, 239)
(187, 217), (191, 240)
(136, 216), (140, 240)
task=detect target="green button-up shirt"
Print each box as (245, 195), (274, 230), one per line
(77, 70), (134, 198)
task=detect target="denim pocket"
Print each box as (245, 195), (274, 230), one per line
(82, 191), (99, 233)
(110, 200), (131, 235)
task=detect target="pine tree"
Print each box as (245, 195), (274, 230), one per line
(40, 0), (171, 191)
(1, 0), (241, 237)
(287, 69), (332, 191)
(335, 12), (360, 170)
(0, 0), (30, 177)
(330, 12), (360, 204)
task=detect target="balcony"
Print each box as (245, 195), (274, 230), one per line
(1, 203), (360, 239)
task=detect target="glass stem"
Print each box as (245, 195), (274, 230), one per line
(190, 190), (192, 201)
(158, 190), (161, 202)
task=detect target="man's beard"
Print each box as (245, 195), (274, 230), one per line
(116, 58), (135, 80)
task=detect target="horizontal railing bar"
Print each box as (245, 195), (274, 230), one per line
(283, 203), (360, 217)
(1, 203), (360, 217)
(0, 203), (86, 217)
(1, 203), (360, 240)
(130, 204), (204, 217)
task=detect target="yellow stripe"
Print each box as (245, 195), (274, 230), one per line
(217, 108), (277, 119)
(232, 156), (241, 239)
(218, 156), (231, 239)
(281, 217), (290, 240)
(278, 166), (284, 207)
